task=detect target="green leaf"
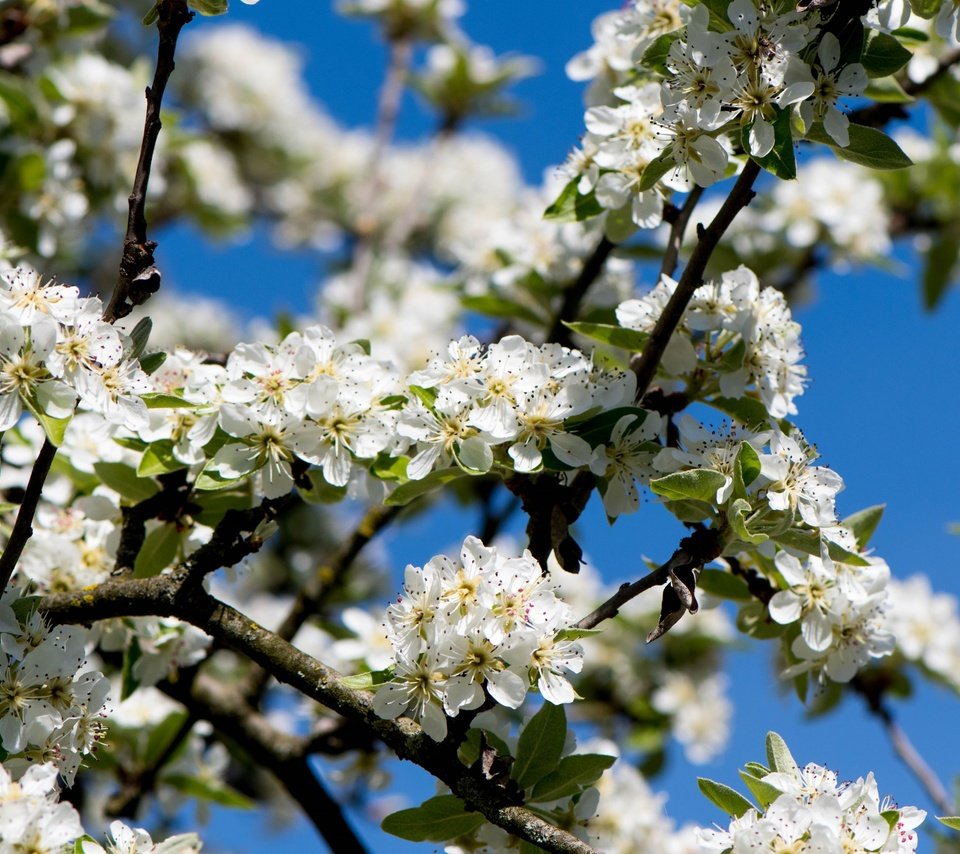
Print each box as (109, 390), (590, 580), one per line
(194, 491), (252, 527)
(707, 395), (769, 428)
(385, 467), (467, 506)
(738, 769), (782, 809)
(908, 0), (942, 18)
(638, 148), (676, 191)
(841, 504), (885, 550)
(863, 76), (914, 104)
(567, 406), (650, 447)
(735, 441), (761, 490)
(140, 393), (192, 409)
(736, 601), (784, 639)
(93, 462), (159, 503)
(650, 469), (727, 503)
(553, 627), (603, 642)
(461, 294), (545, 326)
(297, 469), (349, 505)
(747, 107), (796, 180)
(138, 441), (188, 477)
(936, 816), (960, 831)
(697, 568), (752, 601)
(340, 669), (393, 691)
(562, 322), (649, 352)
(543, 178), (604, 222)
(697, 777), (756, 818)
(922, 231), (959, 310)
(693, 0), (733, 31)
(513, 703), (567, 790)
(805, 122), (913, 170)
(727, 498), (768, 546)
(160, 773), (255, 809)
(140, 351), (167, 375)
(529, 753), (616, 802)
(142, 2), (159, 24)
(774, 528), (870, 566)
(142, 710), (189, 765)
(21, 394), (71, 447)
(861, 32), (913, 78)
(381, 796), (484, 842)
(128, 317), (152, 360)
(121, 636), (141, 701)
(186, 0), (228, 15)
(640, 31), (681, 76)
(766, 731), (799, 777)
(133, 523), (180, 578)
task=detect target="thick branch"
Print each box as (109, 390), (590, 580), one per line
(39, 577), (598, 854)
(0, 438), (57, 592)
(103, 0), (194, 322)
(161, 671), (368, 854)
(243, 503), (401, 701)
(632, 160), (761, 400)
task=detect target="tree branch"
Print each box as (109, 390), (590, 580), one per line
(103, 0), (194, 322)
(39, 576), (598, 854)
(659, 186), (704, 281)
(851, 674), (955, 817)
(0, 437), (57, 593)
(546, 236), (615, 348)
(161, 670), (368, 854)
(574, 527), (721, 631)
(631, 160), (761, 401)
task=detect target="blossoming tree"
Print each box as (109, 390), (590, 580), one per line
(0, 0), (958, 850)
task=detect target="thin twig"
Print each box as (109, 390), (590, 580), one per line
(546, 236), (615, 348)
(853, 676), (955, 816)
(659, 186), (704, 280)
(632, 159), (761, 401)
(0, 437), (57, 592)
(574, 527), (721, 630)
(104, 0), (194, 322)
(350, 36), (413, 311)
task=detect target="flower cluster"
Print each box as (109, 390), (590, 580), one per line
(569, 0), (869, 227)
(372, 536), (584, 740)
(0, 761), (200, 853)
(401, 333), (638, 480)
(0, 596), (108, 784)
(769, 546), (895, 684)
(0, 268), (150, 433)
(617, 264), (806, 418)
(206, 325), (401, 497)
(698, 738), (925, 853)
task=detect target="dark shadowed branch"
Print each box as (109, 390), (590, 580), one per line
(104, 0), (194, 322)
(632, 159), (761, 401)
(39, 575), (599, 854)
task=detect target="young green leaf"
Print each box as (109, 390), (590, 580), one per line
(936, 816), (960, 831)
(512, 702), (567, 790)
(805, 122), (913, 170)
(650, 469), (727, 503)
(562, 321), (650, 352)
(841, 504), (885, 549)
(544, 177), (604, 222)
(529, 753), (616, 802)
(697, 777), (756, 818)
(133, 523), (180, 578)
(381, 796), (484, 842)
(765, 731), (799, 776)
(861, 31), (913, 78)
(93, 462), (159, 504)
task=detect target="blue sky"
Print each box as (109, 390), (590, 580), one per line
(156, 2), (960, 851)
